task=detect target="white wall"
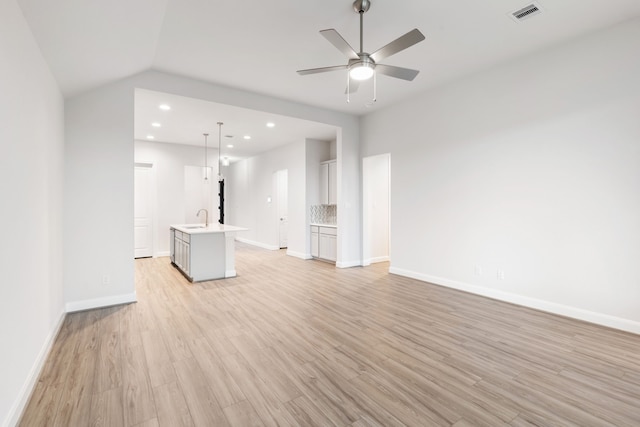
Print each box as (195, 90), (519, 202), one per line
(0, 0), (65, 425)
(226, 141), (306, 255)
(135, 139), (220, 255)
(305, 139), (331, 255)
(65, 76), (137, 311)
(329, 139), (337, 160)
(361, 19), (640, 333)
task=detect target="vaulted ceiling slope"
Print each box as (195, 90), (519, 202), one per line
(17, 0), (640, 114)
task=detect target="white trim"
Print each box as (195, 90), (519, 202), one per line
(155, 251), (170, 257)
(389, 267), (640, 335)
(7, 309), (66, 427)
(65, 292), (137, 313)
(225, 269), (237, 278)
(236, 237), (279, 251)
(286, 250), (312, 260)
(362, 256), (389, 266)
(336, 260), (361, 268)
(134, 162), (156, 259)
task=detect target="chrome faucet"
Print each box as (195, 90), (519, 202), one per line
(196, 209), (209, 227)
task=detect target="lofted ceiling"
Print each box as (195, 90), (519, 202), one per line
(16, 0), (640, 158)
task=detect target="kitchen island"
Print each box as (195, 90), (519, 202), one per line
(170, 223), (247, 282)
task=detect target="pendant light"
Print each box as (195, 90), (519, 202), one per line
(203, 133), (209, 180)
(217, 122), (224, 181)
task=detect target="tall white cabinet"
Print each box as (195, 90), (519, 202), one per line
(320, 160), (337, 205)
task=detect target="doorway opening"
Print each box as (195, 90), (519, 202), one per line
(275, 169), (288, 249)
(134, 162), (155, 258)
(362, 153), (390, 266)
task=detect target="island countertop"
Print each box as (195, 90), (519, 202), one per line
(170, 224), (248, 235)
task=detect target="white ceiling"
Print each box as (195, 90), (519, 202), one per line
(135, 89), (337, 161)
(16, 0), (640, 156)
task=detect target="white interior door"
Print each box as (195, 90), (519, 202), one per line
(276, 169), (288, 249)
(134, 163), (154, 258)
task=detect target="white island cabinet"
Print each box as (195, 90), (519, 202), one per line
(170, 224), (247, 282)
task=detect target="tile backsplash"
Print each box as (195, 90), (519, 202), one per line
(311, 204), (337, 225)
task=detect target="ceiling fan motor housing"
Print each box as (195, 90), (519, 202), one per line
(353, 0), (371, 13)
(349, 55), (374, 70)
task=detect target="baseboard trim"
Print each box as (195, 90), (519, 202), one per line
(336, 260), (361, 268)
(235, 237), (279, 251)
(65, 292), (137, 313)
(155, 251), (170, 257)
(286, 250), (312, 260)
(389, 267), (640, 335)
(363, 256), (389, 265)
(7, 309), (66, 427)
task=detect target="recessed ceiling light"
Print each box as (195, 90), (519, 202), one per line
(243, 135), (251, 140)
(158, 104), (171, 111)
(151, 122), (161, 127)
(227, 144), (234, 148)
(266, 122), (275, 128)
(146, 135), (155, 139)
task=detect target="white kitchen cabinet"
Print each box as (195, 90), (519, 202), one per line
(170, 228), (175, 263)
(320, 160), (337, 205)
(172, 230), (191, 276)
(310, 225), (336, 262)
(310, 226), (319, 257)
(328, 160), (337, 205)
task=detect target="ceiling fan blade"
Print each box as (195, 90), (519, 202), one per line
(320, 29), (359, 60)
(370, 29), (425, 63)
(376, 64), (420, 81)
(297, 65), (348, 76)
(345, 79), (360, 94)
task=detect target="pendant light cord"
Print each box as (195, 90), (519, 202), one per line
(217, 122), (223, 181)
(203, 133), (209, 180)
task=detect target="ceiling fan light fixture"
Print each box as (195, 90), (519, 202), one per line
(349, 63), (375, 80)
(297, 0), (425, 102)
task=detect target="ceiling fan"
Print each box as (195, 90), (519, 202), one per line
(297, 0), (425, 101)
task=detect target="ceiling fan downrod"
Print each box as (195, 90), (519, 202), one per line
(353, 0), (370, 53)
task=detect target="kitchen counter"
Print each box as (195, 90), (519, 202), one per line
(170, 223), (247, 281)
(171, 223), (248, 234)
(310, 223), (337, 228)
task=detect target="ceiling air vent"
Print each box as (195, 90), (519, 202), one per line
(510, 3), (542, 22)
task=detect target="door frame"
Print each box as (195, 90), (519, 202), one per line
(134, 161), (157, 258)
(275, 169), (288, 249)
(362, 153), (391, 266)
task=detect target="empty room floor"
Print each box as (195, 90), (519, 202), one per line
(20, 243), (640, 426)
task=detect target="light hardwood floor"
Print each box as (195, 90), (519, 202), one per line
(20, 243), (640, 426)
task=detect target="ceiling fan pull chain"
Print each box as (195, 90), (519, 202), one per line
(373, 71), (377, 103)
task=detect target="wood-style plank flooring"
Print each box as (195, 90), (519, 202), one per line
(20, 243), (640, 426)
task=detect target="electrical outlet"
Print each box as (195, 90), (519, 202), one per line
(497, 269), (505, 280)
(102, 275), (110, 285)
(474, 265), (483, 276)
